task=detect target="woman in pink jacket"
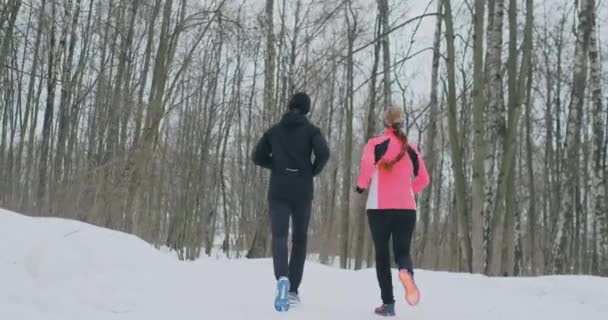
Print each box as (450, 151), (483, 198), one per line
(355, 107), (430, 316)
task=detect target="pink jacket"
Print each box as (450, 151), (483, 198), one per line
(356, 129), (430, 210)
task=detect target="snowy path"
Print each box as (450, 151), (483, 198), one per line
(1, 209), (607, 320)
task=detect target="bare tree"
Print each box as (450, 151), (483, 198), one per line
(248, 0), (276, 258)
(550, 0), (594, 274)
(588, 4), (607, 275)
(483, 0), (504, 271)
(340, 0), (357, 269)
(471, 0), (486, 274)
(418, 0), (442, 267)
(37, 1), (59, 212)
(354, 9), (382, 270)
(443, 0), (472, 272)
(378, 0), (391, 106)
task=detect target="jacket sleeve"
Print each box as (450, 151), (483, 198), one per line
(356, 139), (376, 189)
(312, 129), (330, 176)
(252, 131), (272, 170)
(410, 144), (430, 194)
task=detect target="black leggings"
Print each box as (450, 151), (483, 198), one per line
(270, 199), (312, 294)
(367, 209), (416, 305)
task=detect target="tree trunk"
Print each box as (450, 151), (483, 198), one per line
(471, 0), (486, 274)
(545, 13), (567, 270)
(588, 7), (607, 275)
(54, 0), (79, 193)
(37, 1), (58, 213)
(539, 7), (555, 273)
(354, 12), (381, 271)
(319, 54), (338, 264)
(287, 0), (302, 95)
(0, 0), (21, 81)
(248, 0), (276, 258)
(524, 46), (537, 274)
(340, 1), (357, 269)
(19, 0), (46, 211)
(133, 0), (161, 146)
(418, 0), (442, 266)
(443, 0), (472, 272)
(550, 0), (594, 274)
(104, 0), (139, 230)
(483, 0), (504, 272)
(378, 0), (391, 106)
(487, 0), (531, 275)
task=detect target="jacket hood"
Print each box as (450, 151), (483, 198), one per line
(280, 112), (309, 128)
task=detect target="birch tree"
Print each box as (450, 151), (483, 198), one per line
(588, 5), (607, 275)
(550, 0), (594, 274)
(471, 0), (486, 274)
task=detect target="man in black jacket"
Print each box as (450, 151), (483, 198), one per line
(253, 92), (330, 309)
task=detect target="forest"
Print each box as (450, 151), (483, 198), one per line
(0, 0), (606, 276)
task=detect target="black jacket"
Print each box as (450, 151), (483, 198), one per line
(253, 112), (330, 202)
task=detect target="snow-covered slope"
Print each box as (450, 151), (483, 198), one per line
(1, 209), (606, 320)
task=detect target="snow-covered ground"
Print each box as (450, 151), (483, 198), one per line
(1, 208), (607, 320)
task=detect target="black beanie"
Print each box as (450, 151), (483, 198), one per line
(288, 92), (311, 115)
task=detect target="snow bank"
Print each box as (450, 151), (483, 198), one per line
(1, 208), (606, 320)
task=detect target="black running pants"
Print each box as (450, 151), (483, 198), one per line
(270, 199), (312, 294)
(367, 209), (417, 305)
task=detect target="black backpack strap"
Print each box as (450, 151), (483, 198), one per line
(407, 146), (419, 177)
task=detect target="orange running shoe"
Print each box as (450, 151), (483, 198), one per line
(398, 269), (420, 306)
